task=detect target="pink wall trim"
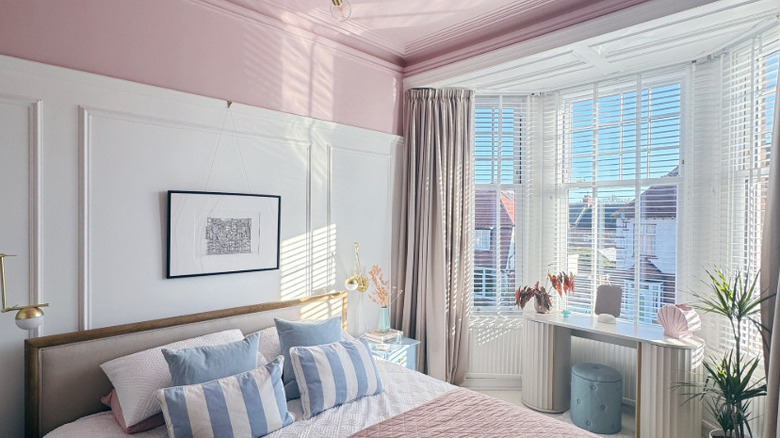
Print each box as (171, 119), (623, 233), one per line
(0, 0), (403, 135)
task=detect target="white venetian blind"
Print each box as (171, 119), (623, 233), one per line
(718, 27), (779, 357)
(556, 70), (683, 323)
(472, 95), (527, 313)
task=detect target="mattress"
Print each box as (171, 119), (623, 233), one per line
(44, 359), (455, 438)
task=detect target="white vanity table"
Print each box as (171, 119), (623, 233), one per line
(521, 312), (704, 438)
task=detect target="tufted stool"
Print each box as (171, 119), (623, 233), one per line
(570, 363), (623, 434)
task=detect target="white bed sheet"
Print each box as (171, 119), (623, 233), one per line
(44, 359), (455, 438)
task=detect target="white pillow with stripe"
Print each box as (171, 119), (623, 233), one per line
(100, 329), (246, 428)
(289, 339), (383, 419)
(155, 356), (293, 438)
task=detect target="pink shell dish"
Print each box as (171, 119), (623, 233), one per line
(657, 304), (702, 339)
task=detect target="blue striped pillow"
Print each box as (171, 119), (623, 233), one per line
(289, 339), (383, 419)
(155, 356), (293, 438)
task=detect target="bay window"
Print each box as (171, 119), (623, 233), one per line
(470, 28), (777, 349)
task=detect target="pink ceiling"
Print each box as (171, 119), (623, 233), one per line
(225, 0), (651, 74)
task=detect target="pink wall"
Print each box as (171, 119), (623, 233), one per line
(0, 0), (403, 135)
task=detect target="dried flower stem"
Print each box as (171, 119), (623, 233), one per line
(368, 265), (403, 308)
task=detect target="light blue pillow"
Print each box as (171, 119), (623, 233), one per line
(289, 338), (383, 419)
(155, 356), (293, 438)
(162, 332), (259, 386)
(275, 317), (342, 400)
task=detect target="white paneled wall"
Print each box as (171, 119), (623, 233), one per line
(0, 54), (400, 438)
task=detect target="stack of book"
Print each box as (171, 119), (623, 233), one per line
(364, 329), (401, 343)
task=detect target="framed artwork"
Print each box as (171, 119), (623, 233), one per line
(167, 190), (281, 278)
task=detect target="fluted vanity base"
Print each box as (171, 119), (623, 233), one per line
(521, 318), (571, 413)
(638, 342), (703, 438)
(521, 313), (704, 437)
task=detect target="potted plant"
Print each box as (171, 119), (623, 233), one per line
(681, 268), (770, 438)
(515, 271), (574, 314)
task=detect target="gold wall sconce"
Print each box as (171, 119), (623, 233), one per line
(1, 254), (48, 330)
(344, 242), (368, 292)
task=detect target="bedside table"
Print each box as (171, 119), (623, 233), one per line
(363, 335), (420, 371)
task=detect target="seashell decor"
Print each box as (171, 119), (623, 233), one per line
(657, 304), (702, 338)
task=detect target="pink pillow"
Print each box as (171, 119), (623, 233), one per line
(101, 389), (165, 434)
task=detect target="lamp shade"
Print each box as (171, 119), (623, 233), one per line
(345, 276), (359, 291)
(15, 306), (44, 330)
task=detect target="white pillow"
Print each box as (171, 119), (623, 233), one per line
(254, 326), (356, 363)
(255, 326), (281, 364)
(100, 329), (245, 428)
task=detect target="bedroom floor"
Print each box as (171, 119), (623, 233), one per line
(474, 390), (636, 438)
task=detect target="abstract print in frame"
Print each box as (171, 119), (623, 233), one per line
(167, 190), (281, 278)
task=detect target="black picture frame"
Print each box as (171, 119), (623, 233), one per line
(167, 190), (281, 278)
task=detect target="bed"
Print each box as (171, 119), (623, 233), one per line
(25, 291), (598, 438)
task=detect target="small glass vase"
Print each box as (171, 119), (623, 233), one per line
(378, 307), (390, 333)
(534, 298), (551, 314)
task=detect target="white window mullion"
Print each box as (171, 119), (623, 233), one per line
(746, 36), (757, 276)
(494, 98), (504, 308)
(591, 84), (599, 314)
(633, 75), (643, 325)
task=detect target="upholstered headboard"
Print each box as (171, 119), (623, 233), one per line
(24, 291), (347, 438)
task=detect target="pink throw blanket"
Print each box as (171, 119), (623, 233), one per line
(348, 388), (599, 438)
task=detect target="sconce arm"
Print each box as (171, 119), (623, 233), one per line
(2, 303), (49, 313)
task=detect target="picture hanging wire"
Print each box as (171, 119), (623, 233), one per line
(204, 100), (251, 192)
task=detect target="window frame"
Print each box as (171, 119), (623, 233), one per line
(557, 73), (685, 325)
(472, 96), (526, 314)
(474, 229), (492, 251)
(716, 29), (778, 359)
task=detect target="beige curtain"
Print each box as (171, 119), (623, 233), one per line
(761, 79), (780, 438)
(392, 88), (473, 384)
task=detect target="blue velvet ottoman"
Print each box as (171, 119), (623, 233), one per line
(570, 363), (623, 434)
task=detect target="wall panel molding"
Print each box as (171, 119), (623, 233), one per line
(77, 105), (318, 146)
(77, 105), (324, 328)
(328, 144), (396, 334)
(78, 106), (92, 330)
(27, 99), (42, 337)
(0, 94), (43, 337)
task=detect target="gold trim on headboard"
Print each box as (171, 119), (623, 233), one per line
(25, 290), (348, 438)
